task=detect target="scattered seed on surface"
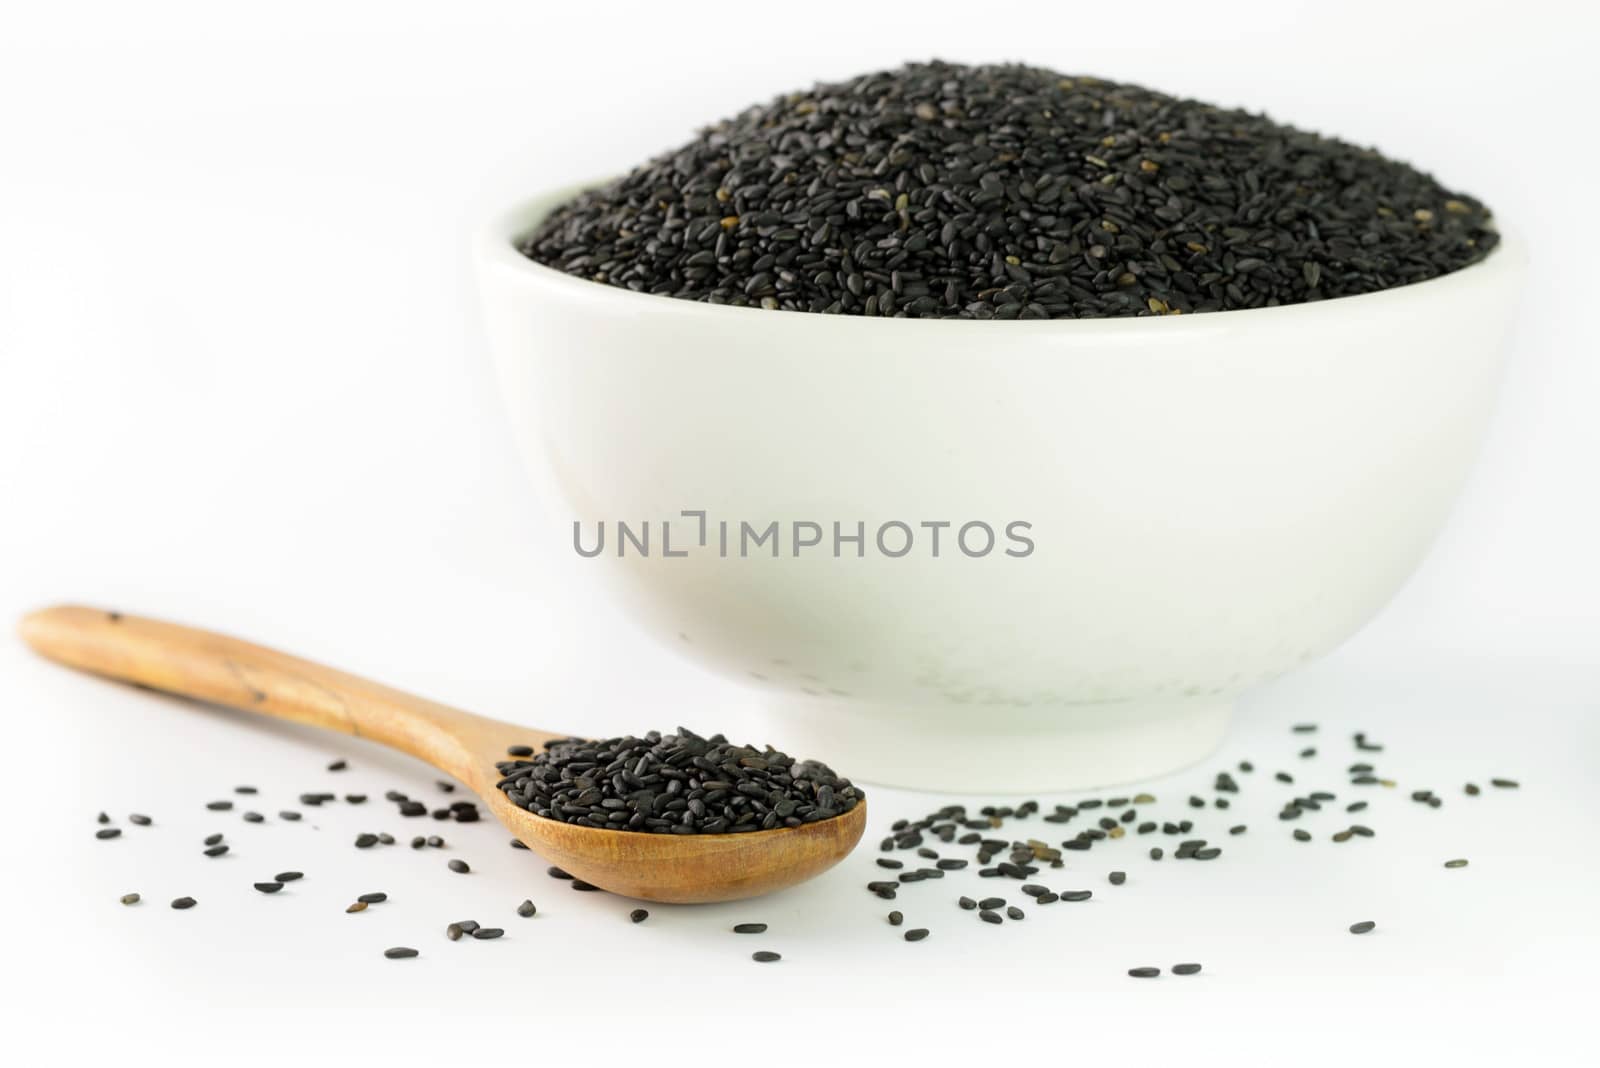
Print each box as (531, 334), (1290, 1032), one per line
(128, 814), (151, 826)
(254, 882), (283, 894)
(1490, 779), (1519, 789)
(275, 871), (303, 882)
(979, 910), (1003, 924)
(517, 900), (537, 918)
(171, 897), (196, 910)
(96, 827), (121, 839)
(570, 880), (600, 892)
(1444, 858), (1469, 868)
(1109, 871), (1126, 885)
(733, 923), (768, 934)
(120, 893), (140, 906)
(888, 910), (903, 926)
(1350, 921), (1376, 934)
(904, 928), (930, 942)
(206, 801), (232, 811)
(751, 951), (781, 963)
(629, 909), (649, 923)
(1128, 967), (1160, 978)
(1172, 963), (1202, 975)
(346, 902), (367, 913)
(447, 859), (470, 874)
(203, 844), (228, 857)
(473, 928), (504, 940)
(384, 947), (418, 959)
(357, 892), (387, 904)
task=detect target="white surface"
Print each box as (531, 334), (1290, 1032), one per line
(479, 190), (1525, 790)
(1, 1), (1597, 1063)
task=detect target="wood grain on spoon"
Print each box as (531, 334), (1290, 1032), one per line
(19, 605), (865, 903)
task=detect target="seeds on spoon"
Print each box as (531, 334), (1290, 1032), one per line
(494, 727), (860, 834)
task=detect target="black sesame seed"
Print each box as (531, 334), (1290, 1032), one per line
(1172, 963), (1202, 975)
(733, 923), (768, 934)
(751, 951), (781, 963)
(517, 900), (537, 918)
(95, 827), (121, 839)
(904, 928), (930, 941)
(129, 814), (151, 826)
(206, 800), (232, 811)
(235, 786), (257, 794)
(547, 866), (572, 880)
(520, 62), (1496, 325)
(978, 910), (1003, 924)
(327, 760), (347, 771)
(958, 897), (976, 911)
(279, 811), (302, 821)
(472, 928), (504, 940)
(629, 909), (648, 923)
(570, 880), (600, 891)
(242, 811), (264, 823)
(254, 882), (283, 894)
(357, 892), (387, 904)
(1350, 921), (1376, 934)
(495, 728), (859, 835)
(1006, 906), (1024, 921)
(1060, 890), (1093, 902)
(203, 844), (228, 857)
(275, 871), (303, 882)
(1293, 829), (1311, 842)
(1444, 858), (1469, 868)
(1490, 778), (1519, 789)
(1109, 871), (1126, 885)
(171, 897), (196, 909)
(447, 859), (469, 874)
(1128, 967), (1160, 978)
(446, 923), (464, 941)
(384, 947), (418, 959)
(120, 893), (140, 905)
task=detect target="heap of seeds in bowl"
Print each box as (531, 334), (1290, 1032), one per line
(494, 728), (861, 833)
(521, 60), (1497, 318)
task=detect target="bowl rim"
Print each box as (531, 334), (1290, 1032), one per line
(477, 180), (1525, 333)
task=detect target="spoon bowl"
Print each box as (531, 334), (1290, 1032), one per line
(20, 605), (866, 902)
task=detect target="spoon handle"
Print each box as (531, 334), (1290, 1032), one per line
(18, 605), (546, 780)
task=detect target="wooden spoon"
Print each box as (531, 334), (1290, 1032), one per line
(19, 605), (866, 903)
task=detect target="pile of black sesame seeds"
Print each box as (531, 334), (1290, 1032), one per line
(493, 727), (861, 833)
(522, 60), (1498, 319)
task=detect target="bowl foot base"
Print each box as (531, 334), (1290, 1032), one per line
(757, 694), (1233, 793)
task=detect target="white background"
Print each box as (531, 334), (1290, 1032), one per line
(1, 1), (1596, 1064)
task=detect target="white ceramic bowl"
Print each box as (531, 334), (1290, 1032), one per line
(475, 184), (1525, 791)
